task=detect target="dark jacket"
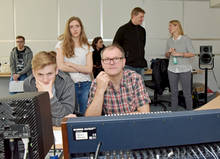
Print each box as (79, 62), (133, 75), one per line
(23, 71), (76, 126)
(151, 59), (169, 95)
(10, 46), (33, 76)
(113, 20), (147, 68)
(92, 46), (105, 78)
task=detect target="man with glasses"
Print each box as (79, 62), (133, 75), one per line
(85, 44), (150, 116)
(9, 35), (33, 93)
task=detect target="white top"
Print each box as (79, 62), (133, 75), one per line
(55, 41), (93, 83)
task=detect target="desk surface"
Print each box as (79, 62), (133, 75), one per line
(196, 95), (220, 110)
(0, 72), (10, 77)
(144, 69), (203, 75)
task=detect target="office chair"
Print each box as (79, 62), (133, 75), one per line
(145, 58), (171, 111)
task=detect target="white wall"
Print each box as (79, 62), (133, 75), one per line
(0, 0), (220, 96)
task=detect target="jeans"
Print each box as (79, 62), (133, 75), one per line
(75, 81), (91, 115)
(124, 65), (145, 80)
(9, 74), (27, 94)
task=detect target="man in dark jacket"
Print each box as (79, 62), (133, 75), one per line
(10, 35), (33, 82)
(113, 7), (147, 79)
(23, 51), (76, 126)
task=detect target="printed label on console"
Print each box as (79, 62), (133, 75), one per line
(73, 127), (96, 141)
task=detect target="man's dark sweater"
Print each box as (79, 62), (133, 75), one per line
(113, 20), (147, 68)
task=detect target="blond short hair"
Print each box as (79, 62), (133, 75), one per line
(169, 20), (184, 35)
(32, 51), (57, 71)
(131, 7), (145, 18)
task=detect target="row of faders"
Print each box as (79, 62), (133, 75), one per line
(72, 142), (220, 159)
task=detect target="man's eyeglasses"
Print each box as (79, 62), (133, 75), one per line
(101, 57), (124, 64)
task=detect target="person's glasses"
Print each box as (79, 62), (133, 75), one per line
(102, 57), (124, 64)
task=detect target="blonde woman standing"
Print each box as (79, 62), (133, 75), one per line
(56, 16), (93, 115)
(165, 20), (195, 110)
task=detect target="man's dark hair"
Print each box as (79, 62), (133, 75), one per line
(16, 35), (25, 41)
(92, 37), (102, 50)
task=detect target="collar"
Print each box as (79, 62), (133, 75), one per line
(129, 20), (138, 27)
(172, 35), (182, 40)
(108, 71), (126, 90)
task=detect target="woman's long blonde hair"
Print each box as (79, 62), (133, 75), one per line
(169, 20), (184, 36)
(58, 16), (89, 58)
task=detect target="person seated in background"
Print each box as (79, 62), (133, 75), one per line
(23, 51), (76, 126)
(85, 44), (150, 116)
(92, 36), (105, 78)
(9, 35), (33, 94)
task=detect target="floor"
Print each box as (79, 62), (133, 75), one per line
(149, 92), (217, 112)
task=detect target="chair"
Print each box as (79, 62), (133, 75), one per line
(145, 58), (171, 111)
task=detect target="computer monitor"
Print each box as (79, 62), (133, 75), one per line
(0, 92), (54, 159)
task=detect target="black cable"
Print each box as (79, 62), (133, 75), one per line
(75, 111), (84, 117)
(9, 139), (14, 159)
(94, 142), (102, 159)
(53, 136), (56, 157)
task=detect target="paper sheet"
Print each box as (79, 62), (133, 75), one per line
(53, 129), (63, 146)
(9, 81), (24, 92)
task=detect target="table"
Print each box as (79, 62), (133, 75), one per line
(0, 72), (10, 77)
(45, 127), (63, 159)
(196, 96), (220, 110)
(144, 69), (203, 75)
(144, 69), (203, 93)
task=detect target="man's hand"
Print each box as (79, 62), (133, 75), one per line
(96, 71), (110, 93)
(64, 114), (77, 118)
(35, 80), (54, 98)
(13, 74), (20, 81)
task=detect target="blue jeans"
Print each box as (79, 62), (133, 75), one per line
(9, 74), (27, 94)
(75, 81), (91, 115)
(124, 65), (145, 79)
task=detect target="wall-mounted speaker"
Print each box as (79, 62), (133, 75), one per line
(199, 45), (214, 70)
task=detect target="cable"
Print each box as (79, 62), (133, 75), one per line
(203, 146), (217, 159)
(176, 147), (180, 158)
(9, 139), (14, 159)
(156, 154), (160, 159)
(211, 70), (220, 91)
(53, 141), (56, 157)
(215, 144), (220, 153)
(94, 142), (102, 159)
(209, 145), (219, 159)
(22, 138), (29, 159)
(197, 147), (207, 159)
(50, 133), (58, 159)
(167, 149), (174, 158)
(191, 148), (200, 159)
